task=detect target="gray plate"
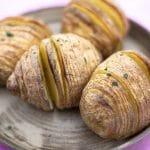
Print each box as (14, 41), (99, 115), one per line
(0, 7), (150, 150)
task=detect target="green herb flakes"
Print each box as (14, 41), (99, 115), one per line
(123, 73), (128, 79)
(112, 81), (118, 87)
(84, 57), (87, 64)
(104, 67), (107, 71)
(6, 31), (14, 37)
(106, 73), (112, 76)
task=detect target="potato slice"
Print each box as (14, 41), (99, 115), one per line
(92, 69), (139, 135)
(51, 33), (102, 109)
(51, 38), (69, 108)
(7, 46), (51, 111)
(71, 4), (114, 40)
(0, 16), (52, 85)
(39, 41), (54, 110)
(122, 51), (150, 81)
(88, 0), (125, 34)
(80, 50), (150, 139)
(0, 16), (50, 38)
(62, 0), (129, 58)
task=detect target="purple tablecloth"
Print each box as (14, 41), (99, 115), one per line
(0, 0), (150, 150)
(0, 144), (12, 150)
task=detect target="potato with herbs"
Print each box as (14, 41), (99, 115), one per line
(80, 50), (150, 139)
(62, 0), (129, 58)
(0, 16), (52, 85)
(7, 33), (102, 111)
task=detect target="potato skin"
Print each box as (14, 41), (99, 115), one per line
(0, 16), (52, 85)
(7, 33), (102, 111)
(62, 0), (129, 58)
(7, 45), (51, 111)
(51, 33), (102, 109)
(80, 50), (150, 139)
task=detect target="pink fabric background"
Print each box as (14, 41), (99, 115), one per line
(0, 0), (149, 31)
(0, 0), (150, 150)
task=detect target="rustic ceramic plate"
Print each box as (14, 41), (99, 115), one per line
(0, 7), (150, 150)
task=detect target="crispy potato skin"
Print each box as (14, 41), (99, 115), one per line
(7, 46), (51, 111)
(0, 16), (52, 85)
(62, 0), (129, 58)
(51, 34), (102, 109)
(80, 50), (150, 139)
(7, 33), (102, 111)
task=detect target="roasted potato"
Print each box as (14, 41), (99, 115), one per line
(0, 16), (52, 85)
(80, 50), (150, 139)
(62, 0), (129, 58)
(7, 33), (102, 111)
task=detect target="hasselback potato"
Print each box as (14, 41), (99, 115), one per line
(80, 50), (150, 139)
(7, 33), (102, 111)
(62, 0), (129, 58)
(0, 16), (52, 85)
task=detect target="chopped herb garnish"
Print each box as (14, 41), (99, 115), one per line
(6, 31), (14, 37)
(104, 67), (108, 71)
(106, 73), (112, 76)
(112, 81), (118, 87)
(84, 57), (87, 64)
(123, 73), (128, 79)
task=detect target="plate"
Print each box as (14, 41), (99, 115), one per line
(0, 7), (150, 150)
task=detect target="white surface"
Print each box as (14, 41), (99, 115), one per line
(0, 0), (149, 31)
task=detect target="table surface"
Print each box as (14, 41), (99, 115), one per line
(0, 0), (150, 150)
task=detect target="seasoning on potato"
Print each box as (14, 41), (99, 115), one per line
(7, 33), (102, 111)
(62, 0), (129, 58)
(80, 50), (150, 139)
(0, 16), (52, 85)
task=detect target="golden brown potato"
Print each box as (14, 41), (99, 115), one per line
(80, 50), (150, 139)
(0, 16), (52, 85)
(7, 33), (102, 111)
(7, 45), (51, 111)
(62, 0), (129, 58)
